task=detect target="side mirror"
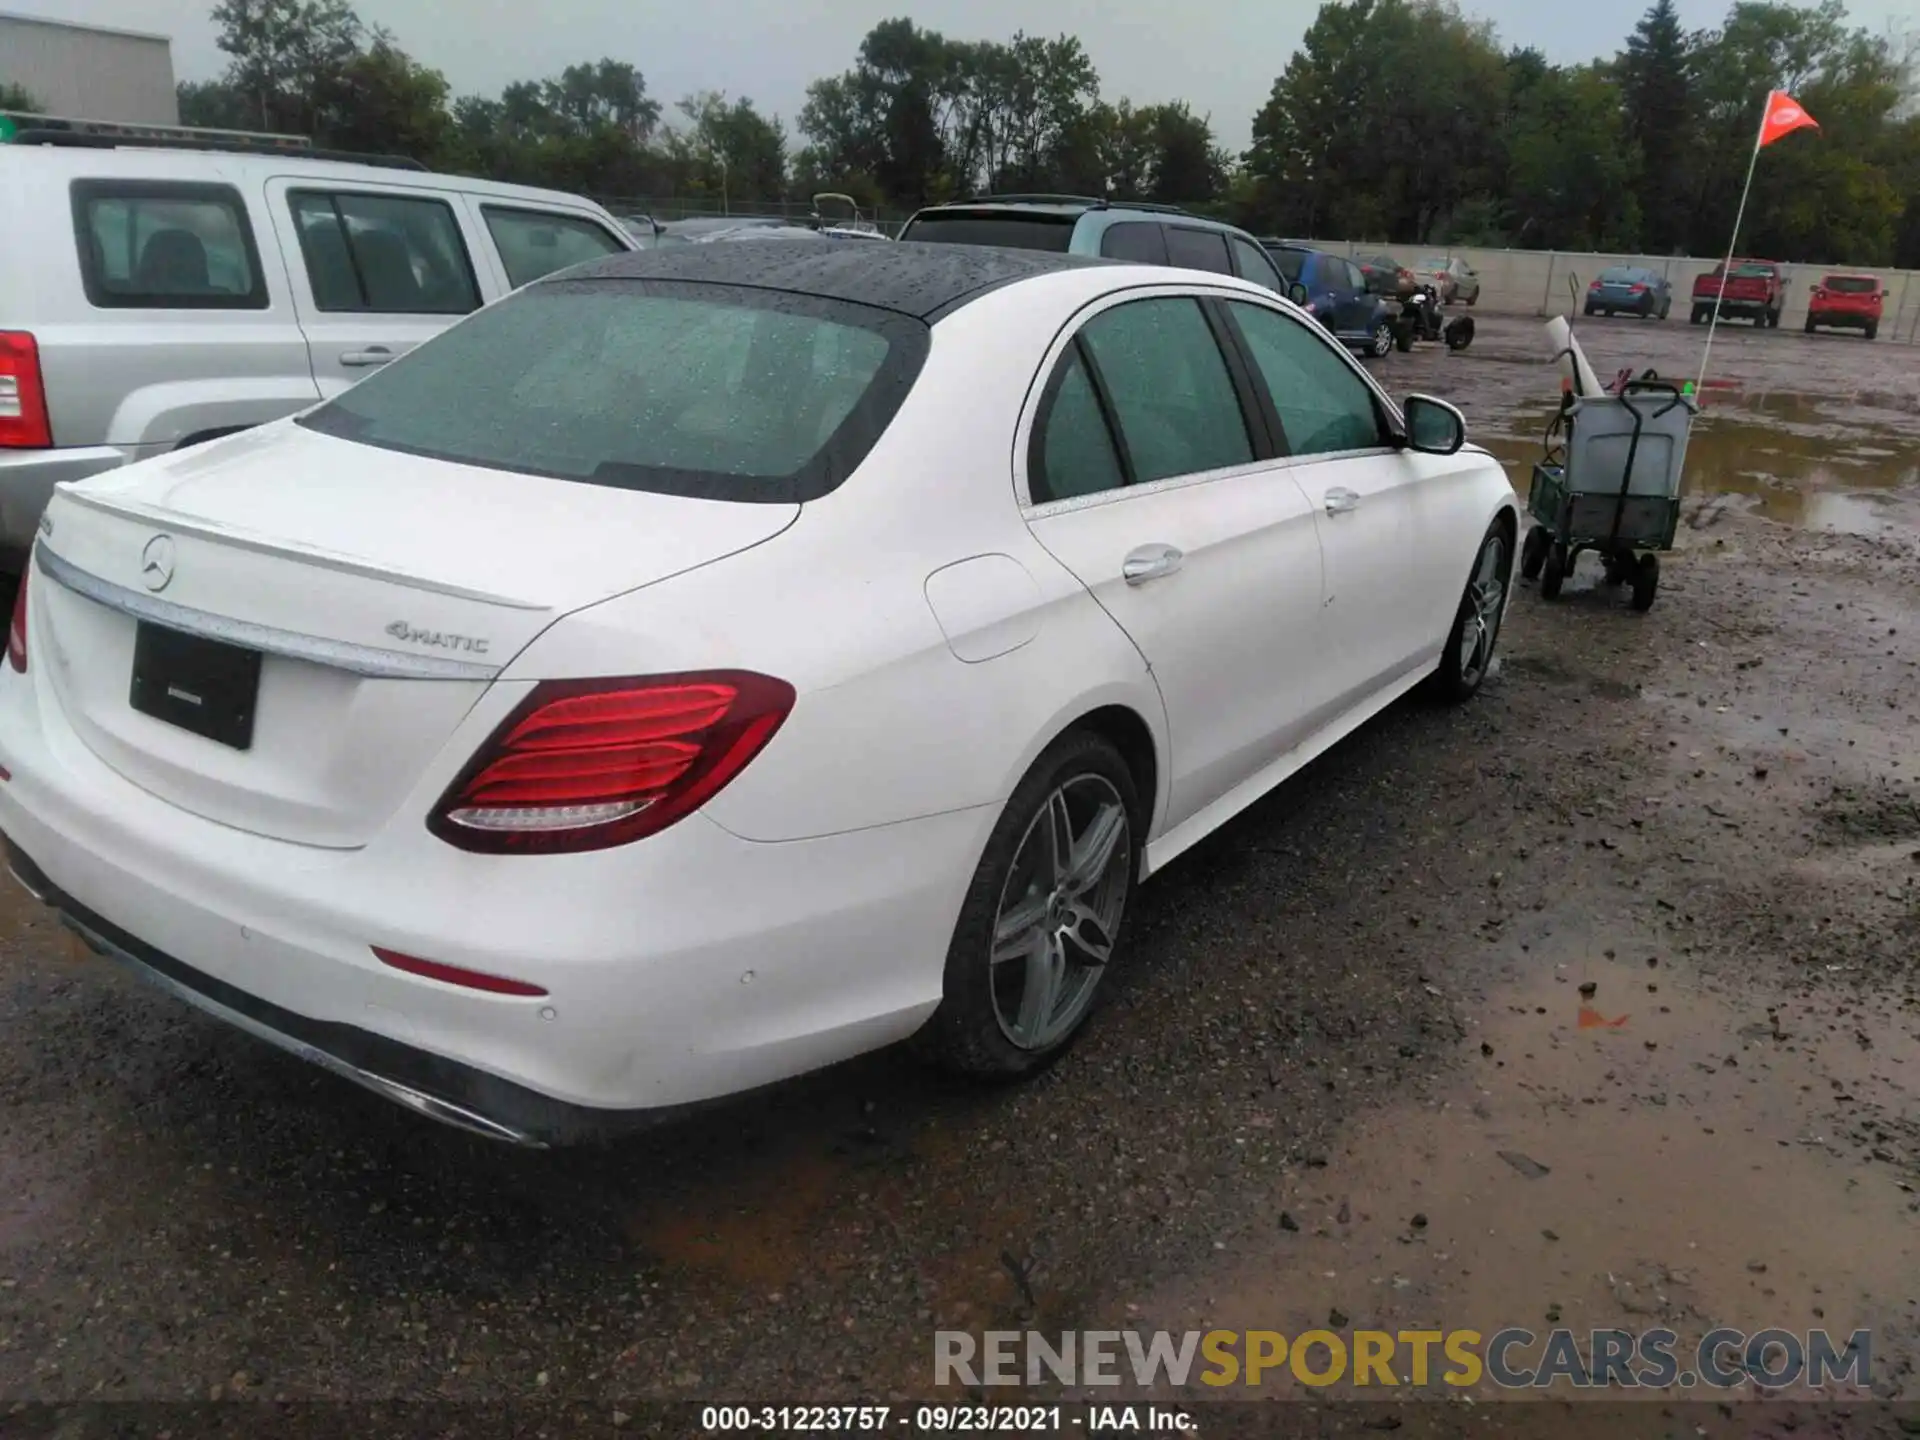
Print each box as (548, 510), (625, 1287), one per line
(1288, 281), (1309, 307)
(1403, 394), (1466, 455)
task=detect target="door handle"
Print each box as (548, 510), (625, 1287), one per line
(1122, 544), (1184, 586)
(340, 346), (395, 368)
(1324, 487), (1361, 515)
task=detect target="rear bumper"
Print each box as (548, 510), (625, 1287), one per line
(1693, 295), (1773, 316)
(1807, 309), (1878, 328)
(0, 657), (990, 1144)
(7, 841), (587, 1146)
(0, 446), (130, 565)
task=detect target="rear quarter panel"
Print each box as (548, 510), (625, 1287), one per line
(31, 157), (320, 450)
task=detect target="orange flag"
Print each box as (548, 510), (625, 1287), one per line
(1758, 90), (1819, 147)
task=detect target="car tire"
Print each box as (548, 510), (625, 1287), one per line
(1805, 317), (1816, 334)
(1541, 544), (1567, 601)
(1866, 322), (1878, 341)
(1394, 319), (1415, 353)
(1766, 308), (1781, 329)
(1690, 307), (1705, 325)
(1433, 520), (1513, 702)
(1584, 305), (1597, 317)
(1369, 320), (1394, 358)
(1520, 526), (1549, 581)
(1631, 552), (1660, 612)
(1444, 317), (1474, 351)
(1660, 299), (1671, 320)
(919, 730), (1143, 1080)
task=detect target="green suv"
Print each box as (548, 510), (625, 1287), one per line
(897, 195), (1291, 296)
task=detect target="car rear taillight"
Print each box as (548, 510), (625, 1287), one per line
(428, 671), (796, 854)
(1629, 284), (1647, 294)
(0, 332), (52, 449)
(1589, 281), (1602, 291)
(6, 568), (27, 674)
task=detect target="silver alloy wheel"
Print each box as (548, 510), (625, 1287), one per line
(989, 774), (1131, 1051)
(1370, 321), (1393, 357)
(1458, 532), (1508, 686)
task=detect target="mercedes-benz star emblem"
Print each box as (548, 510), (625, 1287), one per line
(140, 535), (176, 593)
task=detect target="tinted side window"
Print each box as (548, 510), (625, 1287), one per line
(1079, 298), (1252, 484)
(1164, 227), (1231, 275)
(71, 181), (266, 310)
(483, 206), (626, 288)
(1031, 347), (1127, 504)
(1343, 260), (1367, 292)
(1266, 247), (1307, 282)
(1226, 301), (1384, 458)
(1230, 236), (1284, 292)
(289, 190), (480, 315)
(1100, 222), (1168, 264)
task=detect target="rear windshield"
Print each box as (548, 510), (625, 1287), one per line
(1826, 275), (1877, 293)
(899, 211), (1076, 252)
(1599, 267), (1638, 282)
(1731, 263), (1775, 277)
(1266, 247), (1308, 282)
(298, 279), (929, 503)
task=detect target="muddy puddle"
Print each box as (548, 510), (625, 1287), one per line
(1109, 938), (1920, 1404)
(1478, 391), (1920, 539)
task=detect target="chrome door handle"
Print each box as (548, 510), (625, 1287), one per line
(340, 347), (394, 368)
(1122, 544), (1185, 586)
(1324, 487), (1361, 515)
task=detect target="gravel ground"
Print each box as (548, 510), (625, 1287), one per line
(0, 315), (1916, 1434)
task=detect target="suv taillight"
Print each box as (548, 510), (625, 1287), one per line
(0, 332), (51, 449)
(7, 568), (27, 674)
(428, 672), (795, 854)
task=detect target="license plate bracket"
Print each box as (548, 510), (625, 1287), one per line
(129, 622), (262, 750)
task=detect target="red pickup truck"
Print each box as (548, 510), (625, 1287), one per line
(1690, 260), (1787, 328)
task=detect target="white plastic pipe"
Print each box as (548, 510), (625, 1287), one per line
(1544, 315), (1606, 398)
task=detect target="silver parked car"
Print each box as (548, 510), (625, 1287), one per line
(0, 120), (636, 577)
(1413, 255), (1480, 306)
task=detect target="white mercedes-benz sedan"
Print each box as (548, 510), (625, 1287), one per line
(0, 242), (1517, 1146)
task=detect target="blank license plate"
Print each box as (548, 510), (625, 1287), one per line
(129, 622), (262, 750)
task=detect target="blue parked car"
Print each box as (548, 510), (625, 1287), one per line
(1261, 241), (1397, 358)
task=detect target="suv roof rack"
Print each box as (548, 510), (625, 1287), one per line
(2, 113), (426, 171)
(957, 192), (1199, 218)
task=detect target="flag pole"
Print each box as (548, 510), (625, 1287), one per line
(1697, 103), (1768, 393)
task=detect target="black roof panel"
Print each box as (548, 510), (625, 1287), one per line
(558, 239), (1118, 321)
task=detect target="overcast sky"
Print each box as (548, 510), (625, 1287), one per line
(31, 0), (1913, 150)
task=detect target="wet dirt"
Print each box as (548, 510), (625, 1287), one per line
(1434, 315), (1920, 541)
(1, 314), (1918, 1434)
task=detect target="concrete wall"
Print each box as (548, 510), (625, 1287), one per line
(0, 11), (178, 126)
(1295, 238), (1920, 341)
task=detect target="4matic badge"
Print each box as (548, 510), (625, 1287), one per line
(385, 620), (490, 656)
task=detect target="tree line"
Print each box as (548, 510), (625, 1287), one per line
(17, 0), (1914, 265)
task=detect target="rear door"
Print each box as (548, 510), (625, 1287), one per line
(1335, 258), (1374, 335)
(1019, 289), (1328, 831)
(266, 178), (490, 397)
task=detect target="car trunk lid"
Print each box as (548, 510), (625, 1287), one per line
(32, 423), (797, 848)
